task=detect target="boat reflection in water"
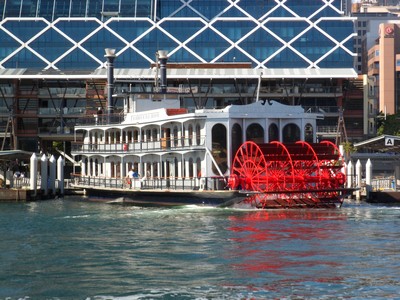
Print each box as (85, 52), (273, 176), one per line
(225, 209), (347, 291)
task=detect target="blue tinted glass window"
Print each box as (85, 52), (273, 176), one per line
(157, 0), (182, 18)
(120, 0), (135, 17)
(103, 0), (119, 13)
(21, 0), (39, 17)
(38, 0), (54, 19)
(4, 0), (21, 17)
(70, 0), (87, 17)
(54, 0), (71, 18)
(0, 2), (5, 19)
(87, 0), (102, 17)
(136, 0), (153, 18)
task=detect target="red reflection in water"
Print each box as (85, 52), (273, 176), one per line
(226, 209), (347, 279)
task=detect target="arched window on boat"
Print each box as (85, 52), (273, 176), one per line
(188, 124), (193, 146)
(122, 130), (126, 143)
(84, 158), (88, 176)
(196, 124), (201, 145)
(153, 161), (158, 178)
(152, 129), (158, 141)
(94, 159), (98, 176)
(268, 123), (279, 142)
(211, 123), (228, 175)
(116, 161), (121, 178)
(117, 131), (122, 143)
(174, 157), (178, 178)
(246, 123), (264, 143)
(283, 123), (300, 143)
(189, 157), (194, 178)
(141, 130), (145, 142)
(128, 130), (132, 143)
(182, 125), (186, 147)
(173, 126), (179, 147)
(196, 157), (201, 178)
(133, 129), (139, 142)
(111, 162), (115, 177)
(146, 129), (151, 141)
(105, 132), (109, 144)
(231, 123), (242, 163)
(305, 123), (314, 143)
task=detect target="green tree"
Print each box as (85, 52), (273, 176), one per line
(377, 113), (400, 136)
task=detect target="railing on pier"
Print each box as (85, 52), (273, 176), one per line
(371, 177), (397, 191)
(71, 174), (228, 192)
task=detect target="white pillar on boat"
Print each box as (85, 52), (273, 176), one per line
(139, 159), (143, 177)
(177, 159), (182, 178)
(40, 154), (48, 196)
(30, 153), (38, 195)
(356, 159), (362, 200)
(143, 162), (148, 178)
(193, 162), (198, 186)
(82, 159), (86, 176)
(49, 155), (56, 195)
(347, 160), (353, 189)
(185, 159), (190, 178)
(57, 156), (64, 195)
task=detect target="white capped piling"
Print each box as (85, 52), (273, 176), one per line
(49, 155), (56, 195)
(30, 153), (38, 196)
(40, 154), (48, 196)
(356, 159), (362, 200)
(57, 156), (64, 195)
(347, 160), (353, 189)
(366, 159), (372, 199)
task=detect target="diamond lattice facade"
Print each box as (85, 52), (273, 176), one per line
(0, 0), (355, 70)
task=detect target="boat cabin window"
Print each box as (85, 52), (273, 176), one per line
(231, 123), (242, 162)
(188, 125), (193, 146)
(173, 126), (178, 147)
(212, 124), (228, 175)
(283, 123), (300, 143)
(305, 123), (314, 143)
(268, 123), (279, 142)
(246, 123), (264, 144)
(196, 124), (201, 145)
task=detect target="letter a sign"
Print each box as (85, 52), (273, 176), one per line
(385, 137), (394, 146)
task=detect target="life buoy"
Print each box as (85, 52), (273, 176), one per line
(126, 178), (131, 185)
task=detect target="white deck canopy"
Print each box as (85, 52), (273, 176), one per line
(0, 68), (357, 80)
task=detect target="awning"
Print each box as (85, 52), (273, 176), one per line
(354, 135), (400, 153)
(0, 150), (33, 161)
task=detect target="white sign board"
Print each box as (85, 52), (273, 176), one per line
(385, 137), (394, 146)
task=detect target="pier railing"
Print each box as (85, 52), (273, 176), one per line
(71, 174), (227, 191)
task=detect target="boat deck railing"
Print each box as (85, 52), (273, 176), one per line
(71, 136), (206, 154)
(71, 174), (228, 191)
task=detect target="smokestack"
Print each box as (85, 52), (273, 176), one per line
(157, 50), (168, 93)
(105, 48), (116, 123)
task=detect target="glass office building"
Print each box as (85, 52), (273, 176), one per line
(0, 0), (355, 70)
(0, 0), (358, 153)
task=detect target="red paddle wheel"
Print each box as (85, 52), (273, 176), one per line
(229, 141), (347, 209)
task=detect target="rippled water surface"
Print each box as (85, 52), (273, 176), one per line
(1, 198), (400, 299)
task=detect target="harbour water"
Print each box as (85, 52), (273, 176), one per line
(1, 198), (400, 299)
